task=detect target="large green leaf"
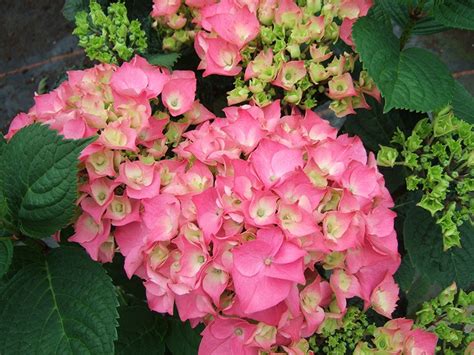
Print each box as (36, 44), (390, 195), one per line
(0, 239), (13, 278)
(404, 206), (474, 290)
(395, 257), (444, 315)
(165, 317), (203, 355)
(0, 246), (118, 354)
(433, 0), (474, 30)
(116, 304), (167, 355)
(353, 14), (454, 113)
(0, 124), (95, 238)
(452, 81), (474, 124)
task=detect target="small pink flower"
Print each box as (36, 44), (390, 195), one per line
(151, 0), (181, 17)
(111, 56), (169, 99)
(83, 144), (116, 180)
(142, 193), (181, 241)
(199, 317), (258, 355)
(193, 187), (224, 239)
(99, 120), (138, 151)
(202, 37), (242, 77)
(116, 160), (161, 199)
(206, 6), (260, 48)
(104, 194), (140, 226)
(272, 61), (306, 90)
(162, 70), (197, 116)
(249, 139), (304, 188)
(232, 228), (306, 313)
(340, 18), (356, 46)
(404, 328), (438, 355)
(245, 190), (279, 226)
(244, 49), (273, 81)
(370, 273), (399, 318)
(145, 276), (175, 314)
(327, 73), (357, 100)
(5, 113), (35, 139)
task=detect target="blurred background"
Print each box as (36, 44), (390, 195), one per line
(1, 0), (473, 133)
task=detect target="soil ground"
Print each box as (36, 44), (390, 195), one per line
(0, 1), (473, 133)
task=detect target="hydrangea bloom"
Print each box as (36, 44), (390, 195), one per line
(6, 56), (208, 262)
(7, 59), (431, 354)
(112, 100), (400, 353)
(152, 0), (380, 115)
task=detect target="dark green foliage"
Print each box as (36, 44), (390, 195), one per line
(0, 247), (119, 354)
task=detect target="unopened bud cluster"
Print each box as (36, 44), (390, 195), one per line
(74, 0), (148, 64)
(377, 106), (473, 250)
(415, 283), (473, 354)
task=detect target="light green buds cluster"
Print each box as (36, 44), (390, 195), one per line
(377, 106), (474, 250)
(74, 0), (147, 64)
(308, 307), (375, 354)
(415, 283), (474, 354)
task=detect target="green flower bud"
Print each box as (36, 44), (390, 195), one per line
(406, 133), (423, 152)
(286, 43), (301, 59)
(248, 78), (265, 94)
(305, 0), (322, 14)
(377, 146), (399, 167)
(259, 66), (277, 82)
(162, 37), (178, 51)
(417, 194), (444, 216)
(373, 333), (390, 350)
(324, 22), (339, 42)
(253, 92), (272, 107)
(260, 26), (276, 44)
(439, 283), (457, 306)
(284, 87), (303, 104)
(416, 307), (436, 326)
(406, 175), (422, 191)
(227, 86), (250, 106)
(434, 107), (456, 137)
(413, 118), (433, 139)
(308, 63), (329, 84)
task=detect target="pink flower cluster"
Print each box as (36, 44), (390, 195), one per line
(110, 100), (402, 353)
(355, 318), (438, 354)
(152, 0), (380, 115)
(7, 56), (213, 261)
(7, 57), (437, 353)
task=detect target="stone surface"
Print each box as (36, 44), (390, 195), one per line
(0, 0), (85, 132)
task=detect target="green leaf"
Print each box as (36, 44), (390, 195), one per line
(104, 254), (145, 301)
(116, 304), (167, 355)
(404, 206), (474, 290)
(62, 0), (89, 22)
(0, 246), (118, 354)
(396, 257), (443, 315)
(63, 0), (108, 22)
(378, 0), (449, 35)
(145, 52), (181, 69)
(0, 239), (13, 278)
(0, 124), (95, 238)
(165, 317), (203, 355)
(353, 14), (454, 113)
(452, 81), (474, 124)
(433, 0), (474, 30)
(3, 245), (43, 280)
